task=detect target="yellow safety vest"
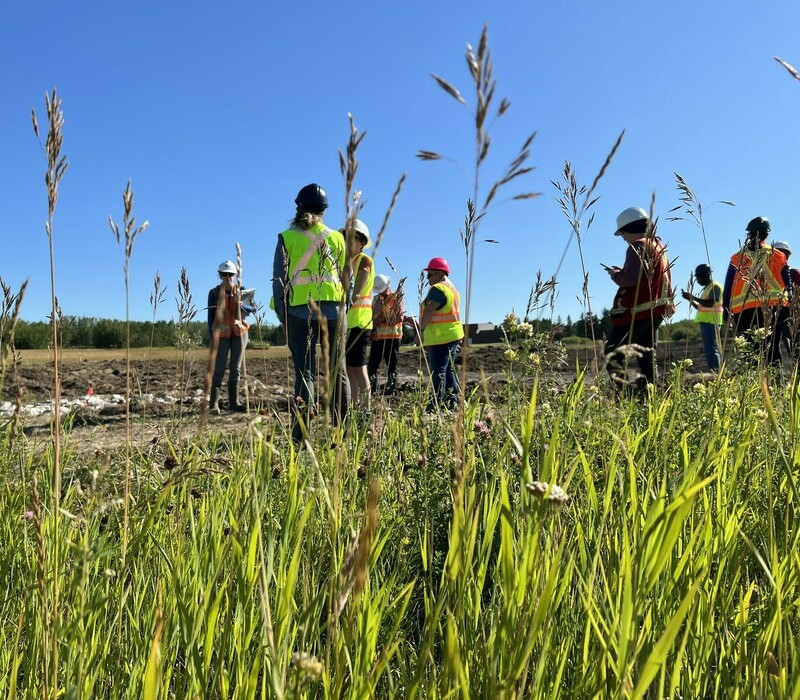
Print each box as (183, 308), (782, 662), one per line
(422, 278), (464, 346)
(280, 224), (346, 307)
(346, 253), (375, 329)
(694, 282), (723, 325)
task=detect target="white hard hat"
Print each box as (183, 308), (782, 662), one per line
(218, 260), (237, 275)
(614, 207), (649, 235)
(350, 219), (372, 249)
(373, 274), (390, 294)
(774, 240), (792, 256)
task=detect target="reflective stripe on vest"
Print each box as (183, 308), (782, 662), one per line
(729, 246), (787, 314)
(281, 224), (345, 307)
(610, 237), (674, 323)
(422, 278), (465, 346)
(695, 281), (723, 325)
(346, 252), (375, 329)
(373, 292), (403, 339)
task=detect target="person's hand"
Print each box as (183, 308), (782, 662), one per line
(681, 290), (692, 301)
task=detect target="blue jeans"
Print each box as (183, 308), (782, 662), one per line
(286, 314), (350, 427)
(427, 340), (461, 409)
(699, 322), (721, 371)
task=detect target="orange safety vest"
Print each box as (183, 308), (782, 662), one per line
(610, 237), (674, 326)
(728, 245), (788, 314)
(214, 288), (249, 339)
(372, 291), (404, 340)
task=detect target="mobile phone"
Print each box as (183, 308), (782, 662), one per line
(601, 263), (612, 271)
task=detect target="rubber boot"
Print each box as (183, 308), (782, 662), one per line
(209, 386), (221, 415)
(228, 382), (246, 412)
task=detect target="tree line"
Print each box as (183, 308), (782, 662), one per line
(12, 317), (286, 349)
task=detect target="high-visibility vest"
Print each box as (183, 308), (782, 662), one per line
(280, 224), (346, 307)
(346, 253), (375, 329)
(694, 281), (723, 325)
(610, 237), (674, 326)
(213, 287), (249, 339)
(729, 245), (788, 314)
(422, 278), (465, 346)
(372, 291), (404, 340)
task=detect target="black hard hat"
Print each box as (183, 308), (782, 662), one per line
(746, 216), (770, 238)
(694, 264), (712, 278)
(295, 183), (328, 214)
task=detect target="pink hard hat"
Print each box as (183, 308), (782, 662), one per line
(424, 257), (450, 274)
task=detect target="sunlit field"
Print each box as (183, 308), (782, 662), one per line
(2, 25), (800, 700)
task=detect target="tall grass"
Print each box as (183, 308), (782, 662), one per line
(4, 37), (800, 700)
(4, 360), (800, 696)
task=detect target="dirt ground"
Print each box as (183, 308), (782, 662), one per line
(1, 341), (709, 453)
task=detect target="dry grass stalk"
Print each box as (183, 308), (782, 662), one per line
(32, 88), (68, 698)
(418, 24), (540, 451)
(333, 478), (380, 617)
(109, 180), (149, 566)
(0, 278), (28, 396)
(774, 56), (800, 82)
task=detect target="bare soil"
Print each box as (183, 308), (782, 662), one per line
(2, 342), (708, 454)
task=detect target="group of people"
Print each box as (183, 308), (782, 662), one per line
(206, 191), (794, 430)
(207, 183), (464, 443)
(605, 206), (795, 393)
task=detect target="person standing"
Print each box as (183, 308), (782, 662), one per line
(419, 257), (464, 410)
(682, 264), (723, 371)
(368, 274), (405, 395)
(723, 217), (791, 368)
(208, 260), (255, 414)
(344, 219), (375, 409)
(773, 240), (800, 359)
(272, 183), (350, 443)
(604, 207), (674, 393)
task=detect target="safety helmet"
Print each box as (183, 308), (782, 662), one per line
(295, 183), (328, 214)
(218, 260), (237, 275)
(373, 274), (391, 294)
(614, 207), (649, 235)
(694, 264), (712, 278)
(745, 216), (770, 239)
(424, 257), (450, 274)
(341, 219), (372, 249)
(773, 240), (792, 256)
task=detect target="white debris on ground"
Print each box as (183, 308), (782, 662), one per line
(0, 384), (291, 420)
(0, 390), (206, 419)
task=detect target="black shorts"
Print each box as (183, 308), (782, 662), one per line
(346, 327), (370, 367)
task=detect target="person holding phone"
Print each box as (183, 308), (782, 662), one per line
(604, 207), (674, 394)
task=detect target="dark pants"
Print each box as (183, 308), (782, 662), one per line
(427, 340), (461, 410)
(286, 315), (350, 429)
(699, 322), (721, 371)
(212, 331), (248, 388)
(733, 306), (788, 367)
(368, 338), (400, 392)
(604, 317), (663, 389)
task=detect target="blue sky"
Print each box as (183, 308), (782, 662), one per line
(3, 1), (800, 327)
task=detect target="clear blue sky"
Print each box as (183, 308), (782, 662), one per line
(3, 1), (800, 327)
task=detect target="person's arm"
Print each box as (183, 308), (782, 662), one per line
(207, 288), (217, 339)
(610, 244), (642, 287)
(781, 265), (793, 299)
(272, 236), (289, 324)
(683, 284), (720, 308)
(352, 255), (373, 300)
(722, 263), (736, 313)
